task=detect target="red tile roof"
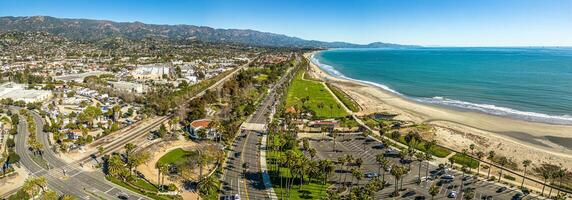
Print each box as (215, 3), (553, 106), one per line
(190, 119), (211, 128)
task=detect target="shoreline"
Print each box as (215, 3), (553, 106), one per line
(305, 51), (572, 168)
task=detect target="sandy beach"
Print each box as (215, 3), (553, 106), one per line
(305, 52), (572, 169)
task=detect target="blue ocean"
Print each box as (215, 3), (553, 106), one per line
(312, 48), (572, 125)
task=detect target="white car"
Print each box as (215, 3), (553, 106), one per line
(448, 191), (457, 198)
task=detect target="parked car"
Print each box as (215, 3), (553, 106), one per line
(497, 186), (507, 193)
(447, 191), (457, 198)
(365, 172), (379, 178)
(512, 192), (524, 200)
(442, 174), (455, 180)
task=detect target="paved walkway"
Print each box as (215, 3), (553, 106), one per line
(260, 134), (278, 200)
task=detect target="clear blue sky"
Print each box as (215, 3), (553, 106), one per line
(1, 0), (571, 46)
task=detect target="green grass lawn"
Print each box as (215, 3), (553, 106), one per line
(158, 148), (196, 166)
(449, 153), (479, 169)
(286, 70), (349, 119)
(255, 74), (269, 81)
(106, 176), (178, 200)
(395, 136), (451, 158)
(327, 83), (360, 112)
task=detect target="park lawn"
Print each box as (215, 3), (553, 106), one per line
(106, 176), (178, 200)
(255, 74), (269, 81)
(395, 136), (451, 158)
(158, 148), (196, 166)
(286, 70), (349, 119)
(450, 153), (479, 169)
(326, 83), (360, 112)
(133, 178), (159, 192)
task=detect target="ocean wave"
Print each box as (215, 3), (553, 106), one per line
(310, 53), (402, 95)
(417, 96), (572, 125)
(310, 52), (572, 125)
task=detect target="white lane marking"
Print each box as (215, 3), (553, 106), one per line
(105, 187), (114, 193)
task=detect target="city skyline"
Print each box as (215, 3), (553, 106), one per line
(1, 0), (571, 47)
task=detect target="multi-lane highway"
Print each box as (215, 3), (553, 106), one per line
(222, 55), (299, 200)
(12, 109), (147, 199)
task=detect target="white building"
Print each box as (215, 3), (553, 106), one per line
(109, 81), (146, 93)
(131, 65), (170, 80)
(0, 82), (52, 103)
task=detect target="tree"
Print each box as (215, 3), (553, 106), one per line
(487, 151), (495, 179)
(534, 163), (558, 196)
(351, 168), (364, 188)
(107, 155), (126, 180)
(415, 151), (425, 183)
(97, 146), (105, 156)
(331, 130), (338, 152)
(497, 157), (509, 182)
(390, 165), (405, 196)
(308, 148), (317, 161)
(156, 162), (167, 187)
(476, 151), (485, 179)
(41, 189), (58, 200)
(429, 183), (440, 200)
(521, 159), (531, 188)
(197, 175), (219, 196)
(375, 154), (389, 185)
(124, 143), (136, 160)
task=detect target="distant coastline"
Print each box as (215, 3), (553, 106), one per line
(310, 48), (572, 125)
(305, 50), (572, 168)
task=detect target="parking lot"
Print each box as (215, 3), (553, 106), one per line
(307, 133), (539, 199)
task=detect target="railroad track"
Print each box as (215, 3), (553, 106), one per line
(75, 116), (169, 163)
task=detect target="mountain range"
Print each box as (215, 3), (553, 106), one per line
(0, 16), (415, 48)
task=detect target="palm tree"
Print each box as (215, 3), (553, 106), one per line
(155, 162), (166, 187)
(424, 151), (433, 178)
(521, 159), (531, 188)
(197, 175), (219, 196)
(415, 152), (425, 183)
(331, 130), (338, 152)
(337, 156), (346, 184)
(497, 157), (508, 182)
(362, 130), (370, 151)
(343, 155), (354, 185)
(476, 151), (484, 179)
(487, 151), (495, 179)
(375, 154), (386, 178)
(355, 157), (363, 169)
(309, 148), (317, 161)
(539, 168), (552, 196)
(459, 166), (468, 198)
(318, 159), (335, 194)
(197, 152), (209, 180)
(556, 168), (567, 196)
(390, 165), (405, 196)
(124, 143), (136, 156)
(469, 144), (476, 155)
(351, 168), (364, 188)
(429, 183), (440, 200)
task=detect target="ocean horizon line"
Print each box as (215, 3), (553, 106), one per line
(310, 49), (572, 125)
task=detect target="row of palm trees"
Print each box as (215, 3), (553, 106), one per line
(455, 145), (570, 199)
